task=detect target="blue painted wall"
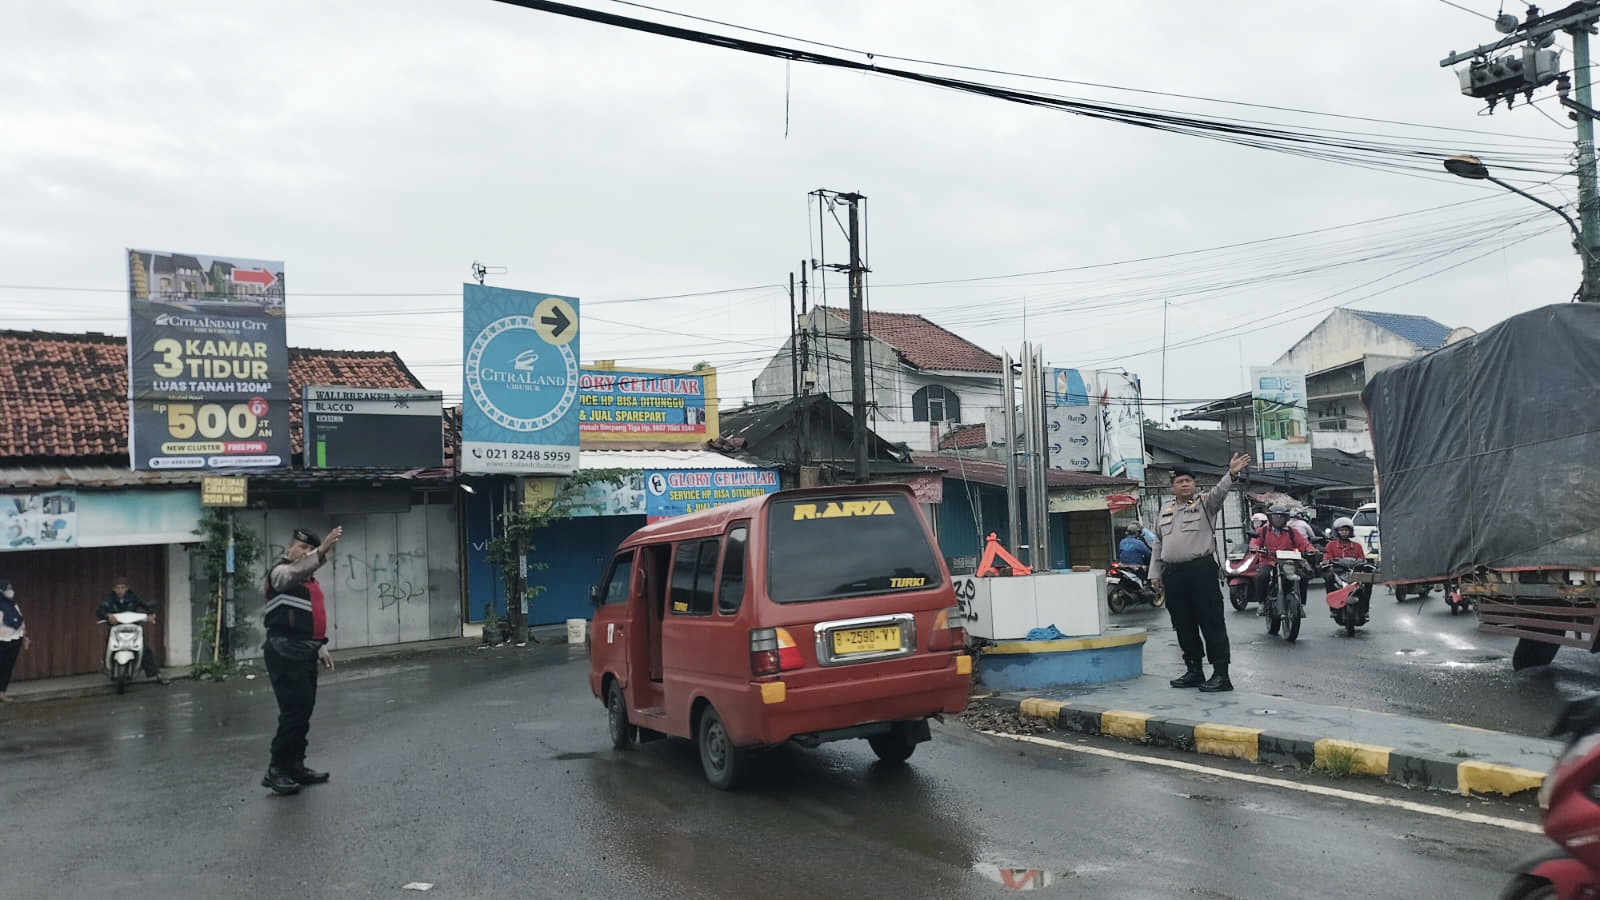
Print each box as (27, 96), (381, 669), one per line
(526, 514), (644, 625)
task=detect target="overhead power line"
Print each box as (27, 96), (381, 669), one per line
(489, 0), (1572, 178)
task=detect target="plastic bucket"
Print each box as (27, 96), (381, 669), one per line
(566, 618), (588, 645)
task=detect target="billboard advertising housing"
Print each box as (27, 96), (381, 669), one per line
(461, 284), (581, 475)
(1250, 366), (1312, 470)
(126, 249), (290, 471)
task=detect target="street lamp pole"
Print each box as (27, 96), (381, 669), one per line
(1444, 154), (1600, 303)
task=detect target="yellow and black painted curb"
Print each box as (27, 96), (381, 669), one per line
(1010, 697), (1545, 798)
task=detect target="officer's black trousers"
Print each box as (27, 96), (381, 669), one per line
(265, 642), (319, 769)
(1163, 556), (1230, 667)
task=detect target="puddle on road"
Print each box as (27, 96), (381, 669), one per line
(1395, 648), (1429, 657)
(552, 751), (601, 761)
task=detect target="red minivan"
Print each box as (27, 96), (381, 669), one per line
(588, 483), (972, 788)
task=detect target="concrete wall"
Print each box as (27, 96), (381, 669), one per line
(1275, 310), (1421, 373)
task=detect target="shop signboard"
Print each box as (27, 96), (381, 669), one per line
(0, 489), (77, 551)
(304, 386), (444, 469)
(578, 367), (716, 442)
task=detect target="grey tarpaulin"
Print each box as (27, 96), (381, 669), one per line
(1361, 303), (1600, 582)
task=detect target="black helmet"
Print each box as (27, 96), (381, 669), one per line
(1265, 502), (1292, 517)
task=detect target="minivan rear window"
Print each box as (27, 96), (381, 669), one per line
(766, 494), (943, 603)
(1352, 508), (1378, 527)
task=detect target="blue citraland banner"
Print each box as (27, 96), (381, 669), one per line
(461, 284), (581, 475)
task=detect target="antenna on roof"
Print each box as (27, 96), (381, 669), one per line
(470, 262), (507, 285)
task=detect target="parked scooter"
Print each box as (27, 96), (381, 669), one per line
(1502, 694), (1600, 899)
(1224, 548), (1271, 611)
(1263, 550), (1309, 643)
(1324, 558), (1376, 637)
(1107, 563), (1164, 613)
(103, 611), (149, 694)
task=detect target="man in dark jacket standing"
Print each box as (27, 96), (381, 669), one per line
(261, 525), (342, 795)
(96, 576), (167, 684)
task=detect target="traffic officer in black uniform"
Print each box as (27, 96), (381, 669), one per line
(262, 525), (342, 795)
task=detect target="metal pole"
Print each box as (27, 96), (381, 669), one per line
(1573, 25), (1600, 302)
(1003, 349), (1021, 553)
(1030, 346), (1050, 568)
(789, 271), (799, 399)
(845, 193), (869, 482)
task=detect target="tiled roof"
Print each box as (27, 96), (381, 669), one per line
(819, 307), (1001, 373)
(1346, 310), (1454, 351)
(939, 423), (988, 449)
(0, 329), (424, 462)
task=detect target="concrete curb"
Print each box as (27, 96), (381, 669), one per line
(1003, 695), (1545, 798)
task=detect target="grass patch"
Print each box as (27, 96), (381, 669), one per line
(1319, 744), (1358, 778)
(1450, 749), (1474, 759)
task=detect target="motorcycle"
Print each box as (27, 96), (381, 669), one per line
(1444, 580), (1472, 616)
(1264, 550), (1308, 643)
(1324, 558), (1376, 637)
(103, 611), (149, 694)
(1502, 694), (1600, 899)
(1224, 548), (1271, 611)
(1107, 563), (1164, 613)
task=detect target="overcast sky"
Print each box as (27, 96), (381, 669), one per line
(1, 0), (1585, 420)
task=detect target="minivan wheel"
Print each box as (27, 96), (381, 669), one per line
(606, 681), (633, 750)
(697, 706), (745, 790)
(868, 724), (918, 764)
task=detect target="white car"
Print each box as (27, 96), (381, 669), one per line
(1351, 502), (1380, 562)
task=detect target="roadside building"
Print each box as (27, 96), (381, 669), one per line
(749, 308), (1005, 452)
(0, 329), (459, 680)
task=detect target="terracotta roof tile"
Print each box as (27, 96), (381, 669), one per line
(0, 329), (424, 463)
(820, 307), (1001, 373)
(938, 423), (988, 450)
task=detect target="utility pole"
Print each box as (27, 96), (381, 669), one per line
(1441, 1), (1600, 302)
(844, 193), (869, 482)
(788, 271), (799, 401)
(810, 189), (871, 481)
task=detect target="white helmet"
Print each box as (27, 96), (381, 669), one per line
(1250, 512), (1268, 528)
(1332, 516), (1354, 533)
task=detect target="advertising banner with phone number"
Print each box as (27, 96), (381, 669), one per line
(127, 249), (291, 471)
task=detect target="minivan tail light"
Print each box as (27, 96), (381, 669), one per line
(750, 627), (802, 676)
(930, 607), (966, 652)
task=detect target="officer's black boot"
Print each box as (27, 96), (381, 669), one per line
(1198, 664), (1233, 693)
(1169, 660), (1206, 688)
(293, 763), (330, 785)
(261, 766), (302, 795)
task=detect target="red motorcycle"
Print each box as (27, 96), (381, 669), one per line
(1224, 547), (1271, 611)
(1503, 695), (1600, 899)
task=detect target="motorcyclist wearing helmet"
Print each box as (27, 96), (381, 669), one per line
(1117, 523), (1152, 568)
(1249, 503), (1314, 613)
(1323, 516), (1365, 563)
(1245, 512), (1268, 549)
(1287, 508), (1316, 543)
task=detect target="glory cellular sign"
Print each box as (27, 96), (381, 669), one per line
(127, 249), (290, 471)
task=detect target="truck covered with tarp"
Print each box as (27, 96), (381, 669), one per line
(1361, 303), (1600, 668)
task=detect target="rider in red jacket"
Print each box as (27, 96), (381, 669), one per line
(1249, 504), (1314, 609)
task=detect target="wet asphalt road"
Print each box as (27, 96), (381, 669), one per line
(0, 643), (1541, 899)
(1116, 581), (1600, 736)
